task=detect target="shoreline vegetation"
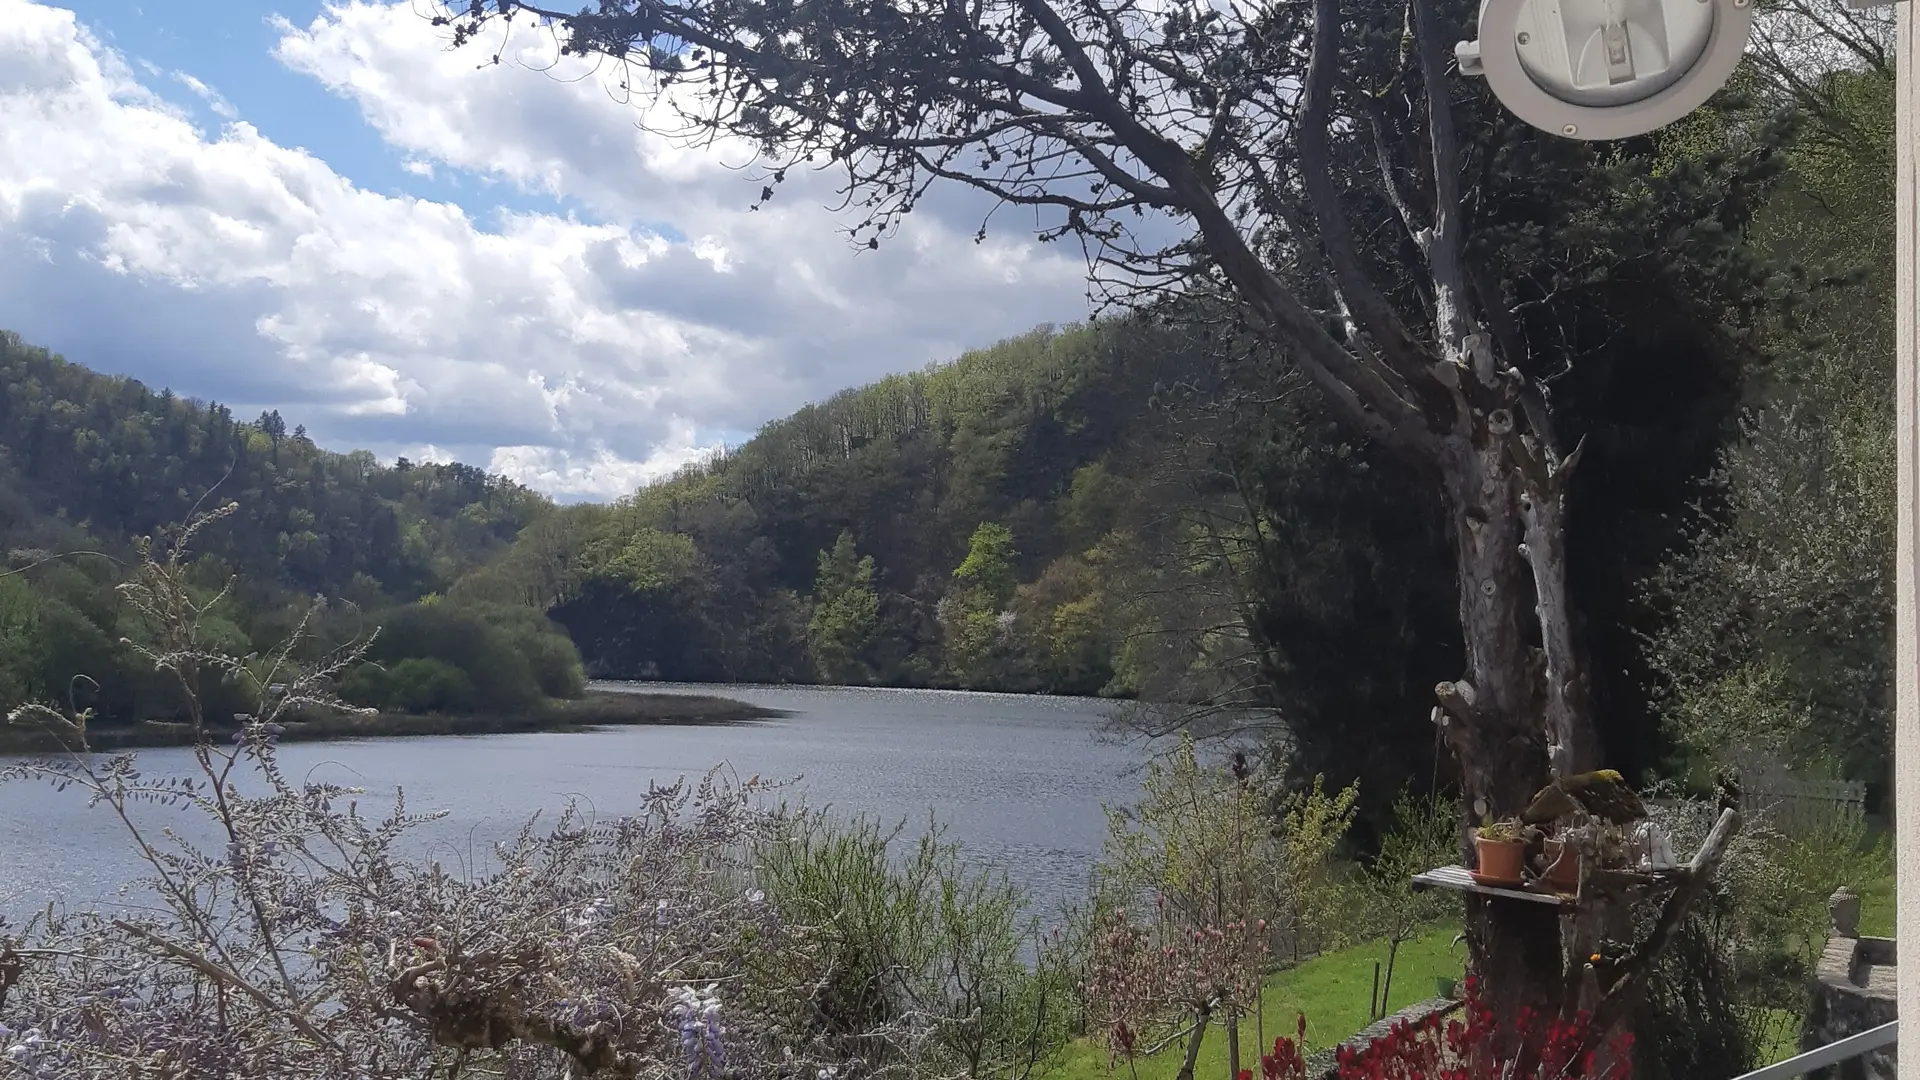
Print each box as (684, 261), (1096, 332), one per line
(0, 688), (784, 754)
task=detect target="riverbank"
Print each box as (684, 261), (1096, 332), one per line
(0, 689), (785, 753)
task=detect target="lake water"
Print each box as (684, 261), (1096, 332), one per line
(0, 683), (1149, 922)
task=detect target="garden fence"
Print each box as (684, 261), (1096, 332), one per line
(1740, 773), (1866, 835)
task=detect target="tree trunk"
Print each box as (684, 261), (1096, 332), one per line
(1433, 430), (1604, 1059)
(1227, 1013), (1241, 1080)
(1381, 938), (1400, 1015)
(1175, 1005), (1212, 1080)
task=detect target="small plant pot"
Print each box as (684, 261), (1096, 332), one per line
(1435, 976), (1459, 1000)
(1472, 835), (1526, 886)
(1542, 838), (1581, 890)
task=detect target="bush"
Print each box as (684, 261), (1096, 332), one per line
(753, 810), (1080, 1076)
(1621, 794), (1893, 1080)
(385, 657), (476, 714)
(335, 662), (391, 710)
(363, 603), (545, 711)
(459, 602), (589, 699)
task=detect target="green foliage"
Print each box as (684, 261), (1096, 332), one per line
(455, 602), (589, 700)
(939, 522), (1022, 688)
(1101, 734), (1273, 925)
(938, 590), (1008, 690)
(0, 331), (547, 602)
(753, 811), (1078, 1078)
(1357, 790), (1460, 1018)
(356, 604), (549, 713)
(1645, 55), (1894, 796)
(1273, 777), (1364, 960)
(0, 573), (38, 699)
(807, 531), (880, 684)
(0, 332), (561, 727)
(1364, 791), (1459, 943)
(350, 657), (476, 714)
(465, 320), (1172, 690)
(954, 522), (1019, 607)
(583, 525), (700, 593)
(1102, 734), (1359, 967)
(1009, 554), (1114, 696)
(1620, 802), (1891, 1080)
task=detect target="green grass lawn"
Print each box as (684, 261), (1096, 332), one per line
(1858, 867), (1895, 938)
(1045, 927), (1464, 1080)
(1044, 864), (1898, 1080)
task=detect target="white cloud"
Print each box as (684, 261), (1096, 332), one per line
(0, 0), (1096, 502)
(172, 70), (238, 120)
(489, 440), (724, 503)
(399, 442), (459, 466)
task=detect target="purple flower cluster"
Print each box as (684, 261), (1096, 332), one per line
(669, 983), (726, 1077)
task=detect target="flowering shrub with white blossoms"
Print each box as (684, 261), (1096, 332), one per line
(0, 507), (1076, 1080)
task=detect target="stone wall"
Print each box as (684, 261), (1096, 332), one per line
(1305, 998), (1462, 1080)
(1802, 931), (1896, 1080)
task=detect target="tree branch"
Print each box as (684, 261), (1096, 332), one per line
(1580, 809), (1742, 1048)
(114, 919), (343, 1058)
(1300, 0), (1427, 376)
(1408, 0), (1480, 379)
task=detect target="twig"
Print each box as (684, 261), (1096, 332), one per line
(113, 919), (343, 1058)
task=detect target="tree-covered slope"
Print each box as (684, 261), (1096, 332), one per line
(0, 331), (557, 727)
(0, 331), (548, 601)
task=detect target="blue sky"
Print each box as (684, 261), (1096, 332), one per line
(1, 0), (1093, 500)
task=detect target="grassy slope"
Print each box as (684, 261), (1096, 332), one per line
(1046, 927), (1465, 1080)
(1047, 866), (1897, 1080)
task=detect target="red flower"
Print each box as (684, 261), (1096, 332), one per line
(1320, 977), (1632, 1080)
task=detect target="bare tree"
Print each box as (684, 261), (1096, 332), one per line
(428, 0), (1756, 1050)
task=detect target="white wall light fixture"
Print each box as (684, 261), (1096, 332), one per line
(1454, 0), (1757, 139)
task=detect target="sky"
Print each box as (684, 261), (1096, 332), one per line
(0, 0), (1097, 501)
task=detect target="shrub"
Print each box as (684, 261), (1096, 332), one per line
(365, 603), (544, 711)
(461, 602), (589, 699)
(751, 810), (1079, 1076)
(384, 657), (476, 714)
(334, 661), (392, 710)
(1618, 792), (1889, 1080)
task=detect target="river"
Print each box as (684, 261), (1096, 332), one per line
(0, 683), (1149, 922)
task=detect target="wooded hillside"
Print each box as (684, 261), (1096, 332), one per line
(0, 332), (560, 728)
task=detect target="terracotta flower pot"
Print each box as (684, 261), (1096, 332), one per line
(1473, 835), (1526, 886)
(1542, 838), (1581, 890)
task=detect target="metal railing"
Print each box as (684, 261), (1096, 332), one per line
(1727, 1021), (1897, 1080)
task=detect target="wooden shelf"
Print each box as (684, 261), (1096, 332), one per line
(1410, 865), (1576, 907)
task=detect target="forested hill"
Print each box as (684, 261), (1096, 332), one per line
(453, 315), (1503, 817)
(0, 330), (548, 601)
(0, 330), (574, 736)
(457, 319), (1251, 695)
